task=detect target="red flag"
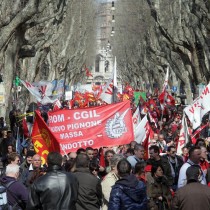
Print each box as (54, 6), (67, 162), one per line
(166, 93), (175, 106)
(22, 118), (29, 138)
(31, 116), (49, 164)
(53, 99), (62, 111)
(158, 91), (175, 107)
(191, 123), (208, 144)
(31, 111), (60, 164)
(99, 148), (106, 168)
(158, 90), (165, 105)
(85, 67), (93, 77)
(148, 99), (157, 108)
(142, 121), (154, 159)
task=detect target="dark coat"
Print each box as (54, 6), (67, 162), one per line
(108, 174), (147, 210)
(0, 138), (8, 157)
(147, 176), (172, 210)
(19, 160), (30, 184)
(74, 167), (102, 210)
(172, 182), (210, 210)
(27, 165), (78, 210)
(147, 156), (174, 186)
(162, 154), (184, 186)
(0, 176), (28, 209)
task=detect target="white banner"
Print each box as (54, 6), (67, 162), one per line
(132, 107), (141, 130)
(134, 115), (149, 144)
(20, 80), (57, 104)
(162, 67), (169, 92)
(177, 115), (189, 155)
(99, 78), (113, 104)
(184, 83), (210, 129)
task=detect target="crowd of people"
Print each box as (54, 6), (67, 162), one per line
(1, 92), (210, 210)
(0, 131), (210, 209)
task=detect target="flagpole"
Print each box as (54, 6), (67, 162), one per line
(63, 59), (69, 102)
(16, 126), (20, 153)
(112, 56), (117, 103)
(184, 114), (189, 144)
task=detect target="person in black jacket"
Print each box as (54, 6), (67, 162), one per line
(163, 146), (184, 191)
(147, 145), (174, 187)
(27, 152), (78, 210)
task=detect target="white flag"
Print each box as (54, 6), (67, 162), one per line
(184, 83), (210, 129)
(132, 107), (141, 130)
(134, 115), (149, 144)
(162, 66), (169, 92)
(113, 56), (117, 90)
(99, 78), (113, 104)
(20, 80), (57, 104)
(177, 114), (189, 155)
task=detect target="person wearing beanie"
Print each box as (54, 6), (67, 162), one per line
(172, 166), (210, 210)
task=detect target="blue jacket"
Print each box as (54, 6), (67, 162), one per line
(108, 174), (147, 210)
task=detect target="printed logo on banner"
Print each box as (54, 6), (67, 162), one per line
(41, 128), (51, 147)
(105, 109), (129, 138)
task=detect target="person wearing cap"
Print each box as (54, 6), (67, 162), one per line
(172, 166), (210, 210)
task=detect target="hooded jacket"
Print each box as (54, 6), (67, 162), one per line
(108, 174), (147, 210)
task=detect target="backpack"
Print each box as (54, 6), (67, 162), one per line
(0, 181), (16, 210)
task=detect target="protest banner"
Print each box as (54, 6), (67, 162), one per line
(184, 83), (210, 129)
(48, 101), (134, 155)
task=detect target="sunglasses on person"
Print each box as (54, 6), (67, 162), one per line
(91, 168), (99, 172)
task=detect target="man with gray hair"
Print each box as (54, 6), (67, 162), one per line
(127, 144), (145, 170)
(101, 154), (124, 210)
(0, 163), (28, 209)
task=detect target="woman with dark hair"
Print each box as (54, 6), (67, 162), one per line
(89, 159), (101, 180)
(108, 159), (147, 210)
(147, 164), (172, 210)
(20, 147), (28, 162)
